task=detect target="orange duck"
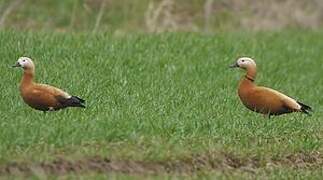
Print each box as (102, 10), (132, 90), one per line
(13, 57), (85, 112)
(230, 57), (311, 117)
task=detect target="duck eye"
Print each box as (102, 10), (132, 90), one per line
(23, 60), (26, 62)
(241, 60), (245, 62)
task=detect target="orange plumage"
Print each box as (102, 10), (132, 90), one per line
(230, 57), (311, 117)
(13, 57), (85, 112)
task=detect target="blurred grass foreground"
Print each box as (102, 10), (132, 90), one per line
(1, 0), (323, 33)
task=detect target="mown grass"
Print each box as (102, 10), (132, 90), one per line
(1, 30), (323, 178)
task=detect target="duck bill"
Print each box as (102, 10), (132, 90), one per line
(12, 62), (21, 68)
(229, 62), (239, 68)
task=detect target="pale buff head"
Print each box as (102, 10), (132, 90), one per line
(229, 57), (256, 70)
(12, 57), (35, 70)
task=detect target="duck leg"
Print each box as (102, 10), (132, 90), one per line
(263, 113), (271, 119)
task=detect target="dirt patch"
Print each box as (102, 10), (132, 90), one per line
(0, 151), (322, 176)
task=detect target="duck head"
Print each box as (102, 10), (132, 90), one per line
(12, 57), (35, 70)
(229, 57), (256, 70)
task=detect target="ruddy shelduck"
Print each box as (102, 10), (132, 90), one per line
(13, 57), (85, 112)
(230, 57), (312, 117)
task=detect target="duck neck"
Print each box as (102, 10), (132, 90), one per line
(20, 69), (35, 88)
(239, 66), (256, 89)
(245, 66), (256, 82)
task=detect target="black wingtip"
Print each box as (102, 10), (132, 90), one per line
(302, 109), (312, 116)
(69, 96), (86, 108)
(297, 101), (312, 115)
(79, 103), (86, 108)
(73, 96), (85, 103)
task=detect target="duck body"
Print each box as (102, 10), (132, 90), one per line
(13, 57), (85, 112)
(231, 57), (311, 117)
(238, 78), (301, 116)
(20, 82), (85, 111)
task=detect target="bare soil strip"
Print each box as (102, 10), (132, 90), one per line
(0, 151), (322, 176)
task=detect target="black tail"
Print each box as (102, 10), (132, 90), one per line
(297, 101), (312, 115)
(68, 96), (86, 108)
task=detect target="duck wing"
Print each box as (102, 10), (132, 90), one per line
(37, 84), (85, 108)
(256, 87), (302, 113)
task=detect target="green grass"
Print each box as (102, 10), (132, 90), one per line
(1, 30), (323, 178)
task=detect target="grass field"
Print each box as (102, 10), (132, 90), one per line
(1, 30), (323, 178)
